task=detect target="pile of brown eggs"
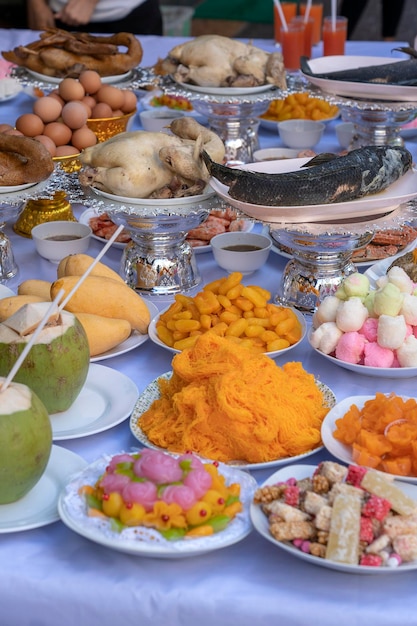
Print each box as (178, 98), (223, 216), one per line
(0, 70), (137, 157)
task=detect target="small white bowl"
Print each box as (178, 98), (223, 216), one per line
(253, 148), (300, 162)
(139, 109), (184, 132)
(31, 221), (92, 263)
(336, 122), (355, 149)
(278, 119), (325, 150)
(210, 231), (272, 275)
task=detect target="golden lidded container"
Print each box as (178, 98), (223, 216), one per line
(14, 191), (76, 238)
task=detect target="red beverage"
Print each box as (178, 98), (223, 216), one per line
(322, 16), (348, 55)
(292, 16), (314, 58)
(280, 22), (305, 71)
(274, 2), (297, 44)
(300, 3), (323, 45)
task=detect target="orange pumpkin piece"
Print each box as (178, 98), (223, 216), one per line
(357, 430), (392, 457)
(352, 444), (381, 469)
(381, 456), (412, 476)
(333, 404), (362, 444)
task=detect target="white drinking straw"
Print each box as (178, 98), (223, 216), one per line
(273, 0), (288, 31)
(331, 0), (337, 29)
(0, 289), (65, 393)
(304, 0), (312, 22)
(57, 223), (125, 313)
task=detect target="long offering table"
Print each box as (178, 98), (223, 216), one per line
(1, 30), (417, 626)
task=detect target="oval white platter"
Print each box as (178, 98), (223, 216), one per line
(89, 186), (214, 206)
(50, 363), (138, 440)
(209, 159), (417, 223)
(129, 372), (336, 470)
(259, 110), (339, 132)
(301, 55), (417, 102)
(364, 239), (417, 289)
(308, 328), (417, 379)
(148, 305), (307, 359)
(321, 394), (417, 484)
(26, 68), (132, 85)
(58, 451), (257, 558)
(0, 182), (37, 194)
(140, 90), (206, 124)
(0, 446), (87, 533)
(250, 463), (417, 573)
(176, 81), (274, 96)
(90, 300), (159, 363)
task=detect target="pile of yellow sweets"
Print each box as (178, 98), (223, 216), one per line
(155, 272), (303, 353)
(261, 92), (339, 122)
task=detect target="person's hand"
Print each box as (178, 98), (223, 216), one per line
(27, 0), (56, 29)
(54, 0), (98, 26)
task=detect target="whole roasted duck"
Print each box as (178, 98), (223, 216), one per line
(301, 48), (417, 86)
(202, 146), (413, 207)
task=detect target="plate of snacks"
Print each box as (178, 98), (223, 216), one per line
(141, 90), (206, 124)
(58, 449), (257, 558)
(321, 393), (417, 483)
(259, 93), (339, 131)
(250, 461), (417, 572)
(365, 240), (417, 288)
(130, 331), (336, 470)
(309, 272), (417, 377)
(147, 272), (307, 356)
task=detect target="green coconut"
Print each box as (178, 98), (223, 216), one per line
(0, 303), (90, 413)
(0, 377), (52, 504)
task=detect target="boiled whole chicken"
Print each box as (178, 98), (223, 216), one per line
(79, 117), (225, 199)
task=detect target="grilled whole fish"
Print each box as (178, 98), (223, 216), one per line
(202, 146), (413, 207)
(301, 49), (417, 86)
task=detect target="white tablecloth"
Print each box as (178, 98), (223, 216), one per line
(1, 30), (417, 626)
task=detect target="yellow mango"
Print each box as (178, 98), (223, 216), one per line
(17, 279), (52, 301)
(0, 295), (45, 321)
(50, 275), (150, 333)
(74, 313), (131, 356)
(57, 253), (125, 284)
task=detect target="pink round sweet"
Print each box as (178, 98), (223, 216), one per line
(363, 342), (395, 368)
(122, 480), (158, 511)
(359, 318), (378, 342)
(106, 453), (136, 473)
(161, 484), (197, 510)
(99, 472), (131, 494)
(335, 331), (367, 364)
(184, 468), (213, 499)
(134, 449), (183, 484)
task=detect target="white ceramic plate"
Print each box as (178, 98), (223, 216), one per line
(308, 328), (417, 379)
(79, 208), (126, 249)
(189, 218), (254, 253)
(148, 305), (307, 359)
(90, 186), (214, 206)
(301, 56), (417, 102)
(0, 182), (37, 194)
(321, 394), (417, 484)
(26, 68), (132, 85)
(250, 463), (417, 573)
(0, 446), (87, 533)
(0, 77), (22, 101)
(364, 239), (417, 289)
(176, 81), (274, 96)
(129, 372), (335, 470)
(140, 90), (206, 124)
(259, 111), (339, 132)
(51, 363), (138, 440)
(58, 452), (257, 558)
(90, 300), (159, 363)
(209, 159), (417, 223)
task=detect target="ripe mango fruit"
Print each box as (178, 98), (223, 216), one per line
(74, 313), (132, 356)
(0, 295), (45, 322)
(57, 253), (125, 284)
(18, 279), (52, 301)
(50, 275), (150, 333)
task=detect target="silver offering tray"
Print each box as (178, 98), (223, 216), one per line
(268, 202), (417, 314)
(82, 186), (219, 296)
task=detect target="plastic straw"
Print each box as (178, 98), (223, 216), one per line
(57, 223), (125, 313)
(331, 0), (337, 29)
(0, 289), (64, 393)
(273, 0), (288, 31)
(304, 0), (312, 22)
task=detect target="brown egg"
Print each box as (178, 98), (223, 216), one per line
(71, 126), (97, 151)
(0, 123), (14, 133)
(43, 121), (72, 146)
(58, 78), (85, 102)
(55, 145), (80, 157)
(15, 113), (45, 137)
(34, 134), (57, 156)
(49, 90), (65, 106)
(61, 101), (88, 129)
(112, 109), (124, 118)
(91, 102), (113, 119)
(96, 85), (125, 110)
(79, 70), (102, 95)
(81, 95), (96, 116)
(33, 96), (63, 123)
(121, 90), (138, 113)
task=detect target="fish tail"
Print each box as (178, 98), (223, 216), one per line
(201, 150), (240, 185)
